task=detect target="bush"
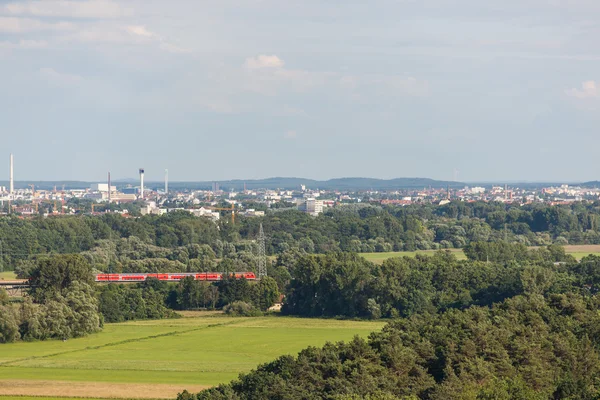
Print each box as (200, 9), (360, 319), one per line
(0, 288), (9, 305)
(0, 304), (20, 343)
(223, 301), (262, 317)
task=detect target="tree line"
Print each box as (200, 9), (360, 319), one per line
(4, 201), (600, 274)
(282, 244), (590, 319)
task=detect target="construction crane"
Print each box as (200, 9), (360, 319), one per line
(91, 203), (103, 214)
(206, 203), (236, 224)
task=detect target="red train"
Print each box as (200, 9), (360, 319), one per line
(94, 272), (256, 282)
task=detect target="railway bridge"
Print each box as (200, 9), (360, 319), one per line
(0, 280), (30, 296)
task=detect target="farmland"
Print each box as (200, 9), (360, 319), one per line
(0, 314), (385, 399)
(361, 244), (600, 264)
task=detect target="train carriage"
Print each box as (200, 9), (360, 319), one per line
(95, 272), (256, 282)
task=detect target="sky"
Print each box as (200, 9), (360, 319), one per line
(1, 0), (600, 183)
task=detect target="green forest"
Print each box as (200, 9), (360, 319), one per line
(179, 246), (600, 399)
(3, 201), (600, 276)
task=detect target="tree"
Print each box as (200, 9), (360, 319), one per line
(175, 276), (202, 310)
(63, 281), (102, 336)
(28, 254), (94, 302)
(252, 277), (280, 311)
(0, 304), (20, 343)
(0, 288), (9, 305)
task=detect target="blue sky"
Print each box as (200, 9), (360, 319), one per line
(1, 0), (599, 182)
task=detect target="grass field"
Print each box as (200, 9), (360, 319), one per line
(0, 314), (385, 399)
(361, 249), (466, 263)
(360, 245), (600, 264)
(0, 271), (16, 280)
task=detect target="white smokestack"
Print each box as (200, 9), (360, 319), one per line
(9, 154), (14, 196)
(165, 169), (168, 194)
(139, 168), (145, 199)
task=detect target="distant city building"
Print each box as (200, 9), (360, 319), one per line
(90, 183), (116, 192)
(111, 193), (137, 203)
(187, 207), (220, 221)
(121, 187), (138, 195)
(298, 198), (323, 216)
(243, 209), (265, 217)
(140, 204), (167, 216)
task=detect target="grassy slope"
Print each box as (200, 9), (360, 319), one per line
(0, 316), (385, 388)
(0, 271), (16, 280)
(361, 245), (600, 264)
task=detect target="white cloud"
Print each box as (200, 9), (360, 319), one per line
(124, 25), (190, 53)
(0, 39), (47, 49)
(566, 81), (598, 99)
(244, 55), (285, 69)
(126, 25), (154, 38)
(39, 67), (83, 85)
(159, 42), (191, 54)
(0, 16), (74, 33)
(284, 130), (298, 139)
(4, 0), (131, 19)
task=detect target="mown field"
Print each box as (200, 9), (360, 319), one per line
(361, 244), (600, 264)
(0, 271), (16, 280)
(0, 314), (385, 399)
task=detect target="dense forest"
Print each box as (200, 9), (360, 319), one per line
(181, 246), (600, 399)
(184, 292), (600, 399)
(3, 201), (600, 276)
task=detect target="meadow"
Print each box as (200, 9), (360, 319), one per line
(361, 244), (600, 264)
(0, 271), (16, 280)
(0, 314), (385, 399)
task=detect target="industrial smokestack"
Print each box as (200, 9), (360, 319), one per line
(9, 153), (14, 196)
(165, 169), (168, 194)
(139, 168), (145, 199)
(108, 172), (111, 203)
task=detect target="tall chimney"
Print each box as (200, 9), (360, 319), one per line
(139, 168), (145, 199)
(165, 169), (168, 194)
(9, 154), (14, 196)
(108, 172), (111, 203)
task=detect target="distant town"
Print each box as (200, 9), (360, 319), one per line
(1, 155), (599, 219)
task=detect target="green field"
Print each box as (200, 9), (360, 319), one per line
(0, 271), (16, 280)
(361, 249), (466, 263)
(0, 314), (385, 399)
(360, 245), (600, 264)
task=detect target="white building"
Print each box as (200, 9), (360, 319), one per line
(469, 187), (486, 194)
(187, 207), (220, 221)
(243, 209), (265, 217)
(298, 198), (323, 216)
(140, 204), (167, 216)
(90, 183), (116, 192)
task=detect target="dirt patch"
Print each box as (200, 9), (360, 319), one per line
(176, 310), (224, 318)
(0, 380), (209, 399)
(563, 245), (600, 253)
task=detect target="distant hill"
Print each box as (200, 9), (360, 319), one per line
(0, 177), (464, 191)
(160, 177), (465, 191)
(582, 181), (600, 188)
(0, 181), (94, 191)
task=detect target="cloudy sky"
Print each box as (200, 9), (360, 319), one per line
(1, 0), (599, 182)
